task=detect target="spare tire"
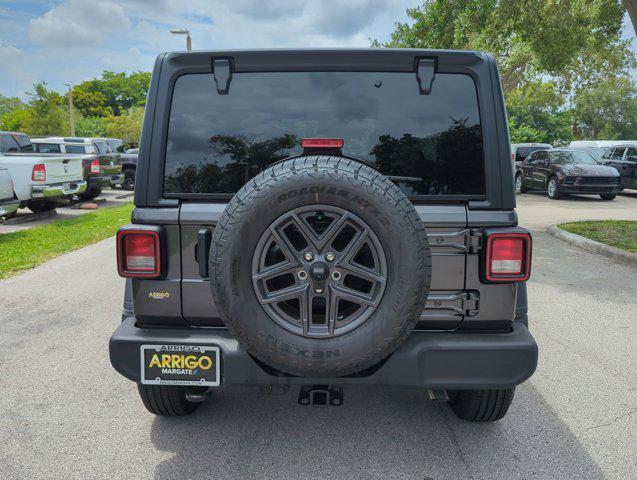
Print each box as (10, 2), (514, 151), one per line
(210, 156), (431, 377)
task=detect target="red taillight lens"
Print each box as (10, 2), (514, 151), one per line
(117, 228), (162, 278)
(89, 159), (100, 174)
(32, 163), (46, 181)
(300, 138), (344, 149)
(485, 233), (531, 282)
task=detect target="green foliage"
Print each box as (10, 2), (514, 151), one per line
(21, 82), (69, 136)
(506, 82), (573, 144)
(76, 115), (107, 137)
(572, 77), (637, 140)
(0, 108), (29, 131)
(0, 94), (25, 117)
(72, 70), (151, 117)
(103, 106), (144, 144)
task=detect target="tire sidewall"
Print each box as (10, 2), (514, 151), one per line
(210, 158), (431, 377)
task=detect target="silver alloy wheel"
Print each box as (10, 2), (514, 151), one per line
(548, 178), (557, 198)
(515, 175), (522, 193)
(251, 205), (388, 338)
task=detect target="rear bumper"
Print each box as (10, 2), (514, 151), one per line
(32, 180), (87, 198)
(88, 176), (112, 189)
(110, 317), (538, 389)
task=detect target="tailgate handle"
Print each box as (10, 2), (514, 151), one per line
(196, 228), (212, 277)
(212, 57), (233, 95)
(416, 57), (436, 95)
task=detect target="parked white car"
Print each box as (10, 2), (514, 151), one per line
(569, 140), (637, 149)
(0, 131), (87, 213)
(0, 166), (19, 218)
(511, 143), (553, 163)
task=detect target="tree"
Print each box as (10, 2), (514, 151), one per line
(506, 82), (573, 144)
(72, 71), (151, 117)
(21, 82), (69, 136)
(104, 107), (144, 145)
(76, 116), (107, 137)
(376, 0), (634, 94)
(0, 94), (25, 117)
(0, 108), (29, 132)
(572, 77), (637, 140)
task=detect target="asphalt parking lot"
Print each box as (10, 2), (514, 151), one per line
(0, 192), (635, 479)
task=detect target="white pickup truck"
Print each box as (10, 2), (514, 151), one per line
(0, 131), (87, 212)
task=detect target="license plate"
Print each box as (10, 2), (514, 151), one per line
(140, 344), (220, 386)
(62, 182), (70, 191)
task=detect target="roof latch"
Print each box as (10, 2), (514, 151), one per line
(212, 57), (233, 95)
(416, 58), (436, 95)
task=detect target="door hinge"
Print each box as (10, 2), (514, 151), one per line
(427, 229), (483, 253)
(425, 291), (479, 317)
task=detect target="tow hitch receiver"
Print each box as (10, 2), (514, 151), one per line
(298, 385), (343, 406)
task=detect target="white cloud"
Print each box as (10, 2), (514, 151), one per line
(28, 0), (130, 47)
(0, 44), (37, 97)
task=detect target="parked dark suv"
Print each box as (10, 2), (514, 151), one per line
(515, 148), (621, 200)
(109, 49), (537, 422)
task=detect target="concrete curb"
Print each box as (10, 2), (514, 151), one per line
(115, 192), (134, 200)
(547, 224), (637, 268)
(3, 209), (58, 225)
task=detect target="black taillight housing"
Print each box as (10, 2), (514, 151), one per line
(117, 225), (164, 278)
(482, 229), (532, 283)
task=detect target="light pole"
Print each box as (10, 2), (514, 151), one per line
(64, 83), (75, 136)
(170, 29), (192, 51)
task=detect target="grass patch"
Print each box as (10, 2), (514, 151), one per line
(559, 220), (637, 254)
(0, 203), (133, 279)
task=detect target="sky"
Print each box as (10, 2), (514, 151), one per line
(0, 0), (635, 99)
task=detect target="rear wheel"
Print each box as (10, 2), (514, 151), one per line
(27, 200), (57, 213)
(600, 193), (616, 201)
(137, 383), (204, 416)
(547, 177), (561, 199)
(78, 187), (101, 201)
(121, 168), (136, 191)
(448, 388), (515, 422)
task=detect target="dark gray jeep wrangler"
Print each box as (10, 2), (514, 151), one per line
(109, 49), (537, 422)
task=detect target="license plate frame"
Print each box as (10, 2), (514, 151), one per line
(140, 344), (221, 387)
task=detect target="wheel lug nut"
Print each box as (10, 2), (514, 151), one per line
(297, 270), (308, 280)
(315, 288), (324, 294)
(331, 271), (341, 281)
(304, 252), (314, 261)
(325, 252), (335, 262)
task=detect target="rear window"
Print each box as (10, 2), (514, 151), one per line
(164, 71), (485, 197)
(34, 143), (61, 153)
(0, 134), (19, 153)
(65, 145), (87, 154)
(515, 146), (550, 162)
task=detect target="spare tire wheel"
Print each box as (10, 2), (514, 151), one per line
(210, 156), (432, 377)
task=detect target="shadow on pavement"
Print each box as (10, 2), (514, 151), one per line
(150, 382), (604, 480)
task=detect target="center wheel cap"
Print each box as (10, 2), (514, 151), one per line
(309, 261), (328, 281)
